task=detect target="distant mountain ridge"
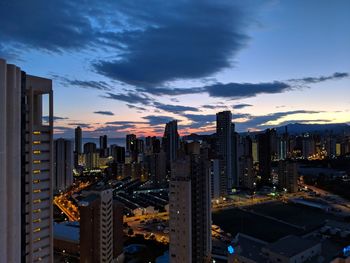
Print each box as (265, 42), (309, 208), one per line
(275, 123), (350, 135)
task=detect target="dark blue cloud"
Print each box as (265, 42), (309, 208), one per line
(103, 92), (153, 105)
(135, 81), (291, 99)
(94, 111), (114, 116)
(134, 72), (348, 100)
(0, 1), (95, 53)
(65, 79), (112, 91)
(126, 104), (147, 111)
(153, 102), (199, 114)
(52, 75), (113, 91)
(94, 1), (252, 85)
(43, 116), (68, 122)
(201, 104), (227, 110)
(204, 81), (291, 99)
(233, 103), (252, 109)
(288, 72), (349, 84)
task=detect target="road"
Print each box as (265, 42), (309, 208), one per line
(53, 181), (90, 221)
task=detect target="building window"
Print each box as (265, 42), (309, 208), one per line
(33, 170), (41, 174)
(33, 150), (41, 154)
(33, 189), (41, 193)
(33, 160), (41, 164)
(33, 141), (41, 145)
(33, 228), (41, 233)
(33, 131), (41, 135)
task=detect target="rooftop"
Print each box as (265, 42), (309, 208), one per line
(53, 221), (80, 243)
(264, 235), (320, 258)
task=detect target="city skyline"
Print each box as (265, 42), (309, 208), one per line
(1, 0), (350, 138)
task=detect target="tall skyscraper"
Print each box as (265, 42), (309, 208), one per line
(84, 142), (97, 154)
(99, 135), (108, 157)
(257, 129), (274, 184)
(0, 58), (54, 262)
(278, 160), (298, 193)
(216, 111), (238, 195)
(126, 134), (137, 162)
(79, 190), (124, 263)
(169, 142), (211, 263)
(126, 134), (136, 152)
(162, 120), (180, 168)
(75, 126), (82, 154)
(54, 138), (73, 192)
(110, 144), (125, 164)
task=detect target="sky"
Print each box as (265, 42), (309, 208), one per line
(1, 0), (349, 138)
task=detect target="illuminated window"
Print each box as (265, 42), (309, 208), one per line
(33, 160), (41, 164)
(33, 199), (41, 204)
(33, 170), (41, 174)
(33, 189), (41, 193)
(33, 219), (41, 223)
(33, 131), (41, 135)
(33, 150), (41, 154)
(33, 141), (41, 145)
(33, 209), (41, 213)
(33, 228), (41, 233)
(33, 180), (40, 184)
(33, 237), (41, 242)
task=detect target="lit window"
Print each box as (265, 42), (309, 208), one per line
(33, 209), (41, 213)
(33, 219), (41, 223)
(33, 237), (41, 242)
(33, 199), (41, 204)
(33, 131), (41, 135)
(33, 189), (41, 193)
(33, 141), (41, 145)
(33, 160), (41, 164)
(33, 170), (41, 174)
(33, 150), (41, 154)
(33, 180), (40, 184)
(33, 228), (41, 233)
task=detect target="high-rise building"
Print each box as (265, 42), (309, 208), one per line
(210, 159), (220, 199)
(257, 129), (275, 184)
(79, 190), (124, 263)
(163, 120), (180, 168)
(99, 135), (108, 157)
(169, 142), (211, 263)
(147, 151), (167, 185)
(84, 142), (97, 154)
(238, 156), (255, 189)
(54, 138), (73, 192)
(252, 140), (259, 163)
(110, 144), (125, 164)
(75, 126), (82, 154)
(0, 58), (54, 262)
(278, 160), (298, 193)
(216, 111), (238, 195)
(126, 134), (136, 152)
(74, 126), (82, 168)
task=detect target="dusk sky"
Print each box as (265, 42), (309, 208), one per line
(1, 0), (349, 138)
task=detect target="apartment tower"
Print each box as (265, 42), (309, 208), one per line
(79, 190), (124, 263)
(169, 142), (212, 263)
(0, 58), (54, 262)
(54, 138), (73, 192)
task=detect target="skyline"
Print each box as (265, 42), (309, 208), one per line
(1, 0), (350, 138)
